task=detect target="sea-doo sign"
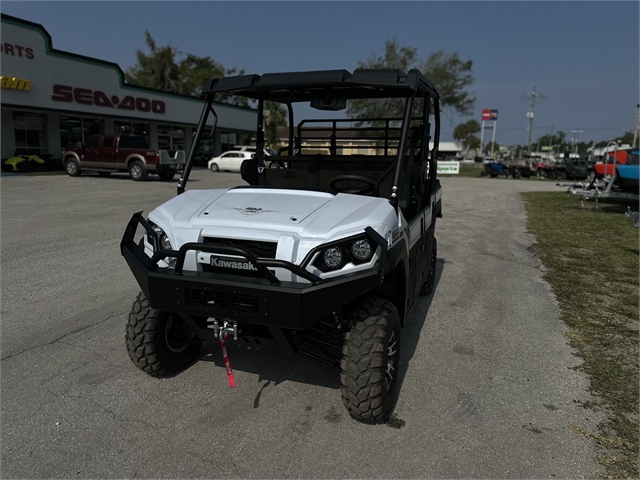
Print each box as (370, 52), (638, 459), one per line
(51, 84), (166, 114)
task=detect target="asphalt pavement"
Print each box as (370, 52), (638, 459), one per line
(1, 169), (602, 478)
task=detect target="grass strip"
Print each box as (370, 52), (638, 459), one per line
(522, 192), (639, 479)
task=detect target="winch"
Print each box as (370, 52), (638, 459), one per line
(211, 319), (238, 342)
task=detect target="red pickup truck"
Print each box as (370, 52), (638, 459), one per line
(62, 134), (185, 181)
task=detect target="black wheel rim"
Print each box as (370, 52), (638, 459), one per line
(165, 315), (194, 353)
(385, 330), (397, 391)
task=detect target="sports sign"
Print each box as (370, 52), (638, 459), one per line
(482, 109), (498, 121)
(436, 161), (460, 175)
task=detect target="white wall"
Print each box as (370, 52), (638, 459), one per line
(0, 18), (256, 130)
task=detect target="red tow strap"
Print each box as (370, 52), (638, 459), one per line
(220, 334), (236, 388)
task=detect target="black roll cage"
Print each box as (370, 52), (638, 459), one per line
(177, 68), (440, 212)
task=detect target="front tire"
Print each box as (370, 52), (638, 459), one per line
(129, 161), (148, 181)
(126, 292), (200, 377)
(340, 298), (402, 424)
(65, 158), (81, 177)
(210, 163), (219, 172)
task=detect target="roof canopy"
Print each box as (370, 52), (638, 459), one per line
(201, 69), (440, 103)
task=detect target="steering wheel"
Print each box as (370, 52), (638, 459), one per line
(329, 175), (377, 195)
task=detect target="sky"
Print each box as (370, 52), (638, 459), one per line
(1, 1), (638, 146)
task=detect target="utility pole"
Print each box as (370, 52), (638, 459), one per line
(524, 86), (545, 155)
(572, 129), (583, 155)
(633, 104), (640, 148)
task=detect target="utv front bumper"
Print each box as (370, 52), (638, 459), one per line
(120, 213), (387, 331)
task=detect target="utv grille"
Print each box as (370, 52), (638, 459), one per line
(202, 264), (267, 278)
(202, 237), (277, 259)
(183, 288), (260, 315)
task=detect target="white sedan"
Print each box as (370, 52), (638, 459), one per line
(208, 151), (254, 172)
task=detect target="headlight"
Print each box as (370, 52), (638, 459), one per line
(323, 247), (343, 269)
(160, 234), (172, 250)
(351, 239), (372, 261)
(150, 224), (173, 250)
(312, 234), (377, 272)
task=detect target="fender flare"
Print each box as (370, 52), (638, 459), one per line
(126, 154), (147, 167)
(63, 151), (81, 165)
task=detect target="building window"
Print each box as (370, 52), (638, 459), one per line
(59, 116), (103, 149)
(83, 118), (102, 141)
(191, 128), (214, 166)
(220, 131), (237, 152)
(14, 112), (47, 155)
(158, 124), (185, 154)
(114, 121), (149, 140)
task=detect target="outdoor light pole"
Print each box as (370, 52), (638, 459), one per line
(572, 130), (583, 155)
(633, 104), (639, 148)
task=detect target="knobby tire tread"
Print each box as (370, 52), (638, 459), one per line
(125, 292), (198, 378)
(420, 237), (437, 296)
(340, 297), (401, 423)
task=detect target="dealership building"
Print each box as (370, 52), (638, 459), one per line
(0, 14), (257, 161)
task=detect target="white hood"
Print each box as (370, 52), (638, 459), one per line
(154, 188), (396, 239)
(199, 189), (333, 225)
(149, 187), (399, 279)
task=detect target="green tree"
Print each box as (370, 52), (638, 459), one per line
(594, 132), (634, 149)
(125, 31), (287, 147)
(417, 50), (475, 117)
(347, 38), (475, 122)
(453, 119), (480, 150)
(264, 101), (287, 147)
(177, 53), (226, 96)
(467, 135), (481, 154)
(483, 141), (500, 155)
(125, 30), (181, 93)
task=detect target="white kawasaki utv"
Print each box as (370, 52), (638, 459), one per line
(121, 68), (442, 423)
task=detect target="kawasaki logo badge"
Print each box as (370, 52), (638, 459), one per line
(210, 256), (257, 271)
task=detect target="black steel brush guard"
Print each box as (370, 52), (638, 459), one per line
(120, 211), (388, 332)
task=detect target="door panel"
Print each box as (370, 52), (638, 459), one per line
(218, 153), (231, 170)
(96, 136), (116, 168)
(82, 135), (101, 166)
